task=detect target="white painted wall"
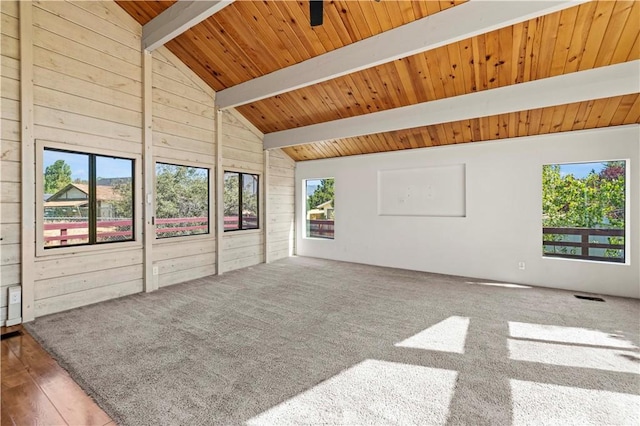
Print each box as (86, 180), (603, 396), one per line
(296, 125), (640, 298)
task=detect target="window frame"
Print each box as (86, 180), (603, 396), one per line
(303, 177), (335, 241)
(153, 160), (212, 242)
(36, 140), (142, 257)
(541, 158), (629, 265)
(223, 170), (260, 233)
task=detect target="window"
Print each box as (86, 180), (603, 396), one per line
(305, 178), (334, 239)
(155, 163), (209, 238)
(224, 171), (259, 231)
(43, 148), (134, 249)
(542, 161), (626, 263)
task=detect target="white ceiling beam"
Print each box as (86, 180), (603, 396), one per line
(217, 0), (588, 109)
(263, 61), (640, 149)
(142, 0), (234, 52)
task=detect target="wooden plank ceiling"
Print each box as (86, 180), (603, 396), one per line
(117, 1), (640, 161)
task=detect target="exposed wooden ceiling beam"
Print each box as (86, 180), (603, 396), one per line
(217, 0), (588, 109)
(263, 61), (640, 149)
(142, 0), (234, 52)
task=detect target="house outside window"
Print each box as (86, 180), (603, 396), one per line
(305, 178), (335, 239)
(42, 148), (134, 249)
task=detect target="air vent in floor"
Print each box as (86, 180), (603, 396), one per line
(574, 295), (605, 302)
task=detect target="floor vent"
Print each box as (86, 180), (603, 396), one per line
(1, 330), (22, 340)
(574, 295), (605, 302)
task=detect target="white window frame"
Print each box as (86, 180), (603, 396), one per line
(35, 140), (142, 258)
(303, 177), (335, 241)
(541, 158), (630, 266)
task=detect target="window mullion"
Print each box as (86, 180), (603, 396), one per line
(131, 159), (136, 241)
(89, 154), (97, 244)
(238, 173), (243, 231)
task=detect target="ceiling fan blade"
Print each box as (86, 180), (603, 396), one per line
(310, 0), (323, 27)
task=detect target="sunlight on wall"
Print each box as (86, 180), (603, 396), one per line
(465, 282), (532, 289)
(511, 379), (640, 426)
(508, 339), (640, 374)
(509, 322), (638, 349)
(395, 316), (470, 354)
(246, 360), (457, 426)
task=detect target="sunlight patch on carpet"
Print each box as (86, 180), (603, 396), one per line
(509, 322), (638, 349)
(465, 281), (532, 289)
(246, 360), (458, 426)
(511, 379), (640, 426)
(508, 339), (640, 374)
(395, 316), (470, 354)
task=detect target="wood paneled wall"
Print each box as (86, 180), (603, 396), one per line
(267, 149), (295, 261)
(0, 0), (296, 321)
(0, 0), (21, 325)
(31, 0), (144, 316)
(221, 111), (265, 273)
(151, 47), (217, 288)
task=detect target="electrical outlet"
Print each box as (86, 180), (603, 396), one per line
(518, 262), (526, 270)
(152, 266), (159, 276)
(9, 291), (21, 304)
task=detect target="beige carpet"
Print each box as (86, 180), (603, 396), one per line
(27, 257), (640, 425)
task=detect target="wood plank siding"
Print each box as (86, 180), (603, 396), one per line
(267, 149), (296, 261)
(151, 47), (217, 288)
(221, 111), (265, 273)
(0, 0), (21, 325)
(31, 0), (144, 317)
(1, 0), (296, 322)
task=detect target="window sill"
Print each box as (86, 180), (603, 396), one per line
(36, 240), (142, 259)
(302, 237), (335, 241)
(223, 228), (261, 236)
(154, 232), (214, 245)
(542, 255), (629, 266)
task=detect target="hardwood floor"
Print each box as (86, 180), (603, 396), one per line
(1, 326), (113, 426)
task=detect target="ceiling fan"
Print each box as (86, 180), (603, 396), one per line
(310, 0), (380, 27)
